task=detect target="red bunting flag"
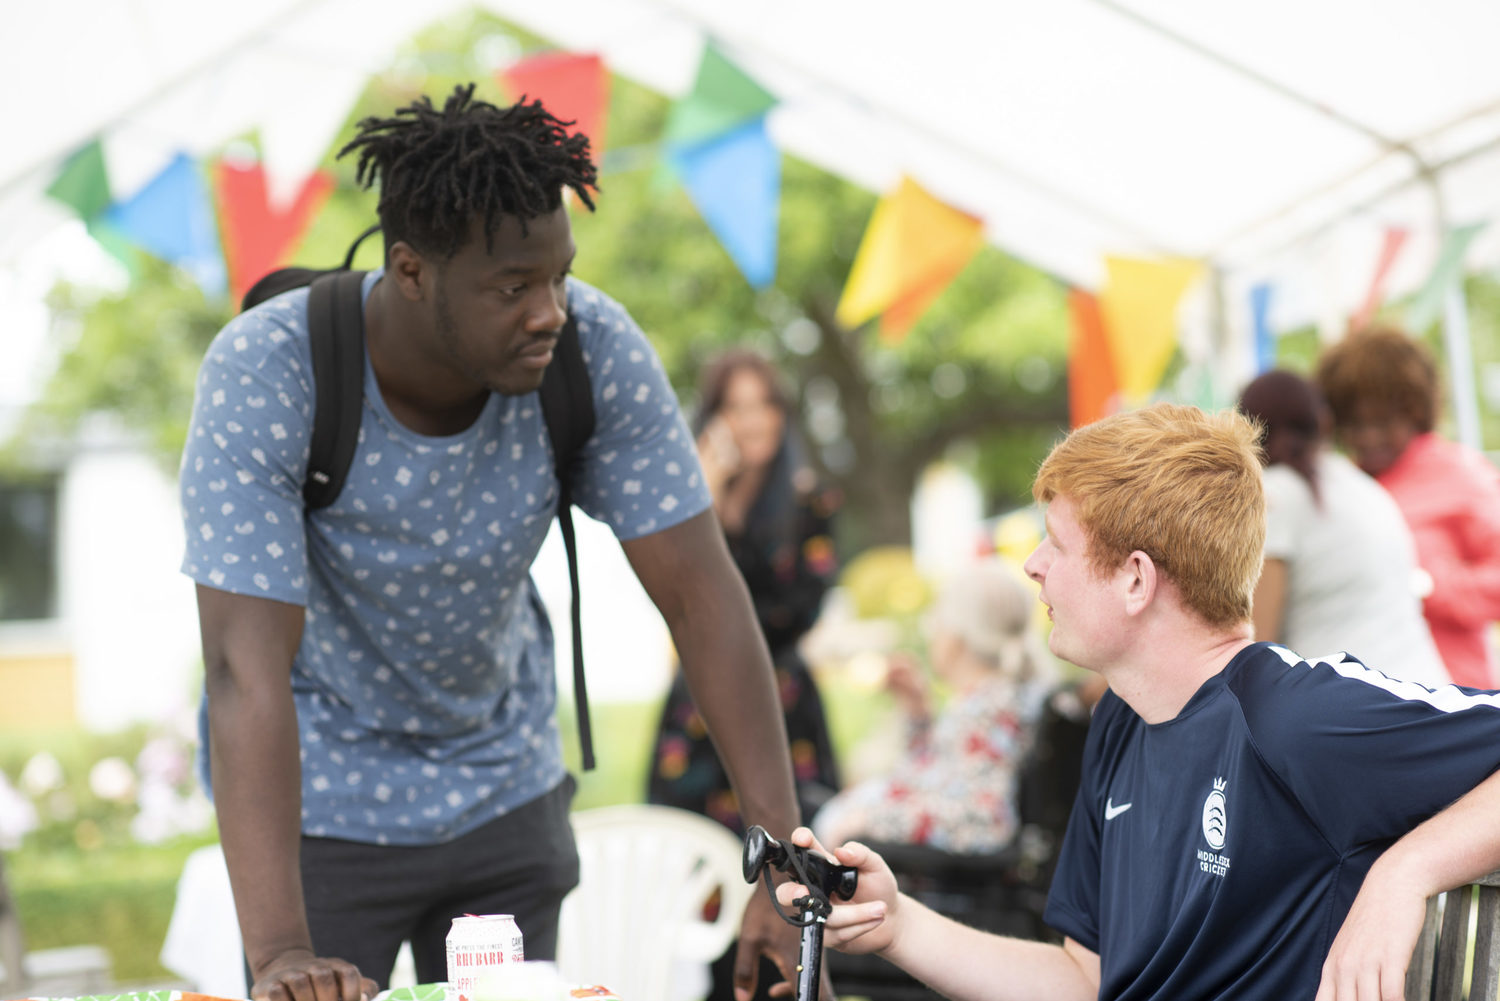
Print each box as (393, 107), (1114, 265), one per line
(1350, 226), (1408, 332)
(501, 52), (610, 158)
(214, 160), (334, 304)
(1068, 288), (1120, 428)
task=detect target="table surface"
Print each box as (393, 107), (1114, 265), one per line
(4, 984), (622, 1001)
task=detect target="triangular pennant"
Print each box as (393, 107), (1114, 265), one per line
(1098, 256), (1202, 405)
(215, 159), (335, 303)
(46, 140), (112, 220)
(1350, 226), (1408, 331)
(669, 117), (780, 288)
(1406, 222), (1486, 332)
(106, 152), (225, 296)
(663, 41), (777, 149)
(1067, 288), (1120, 428)
(835, 176), (983, 338)
(879, 256), (970, 344)
(1250, 282), (1275, 374)
(502, 52), (611, 157)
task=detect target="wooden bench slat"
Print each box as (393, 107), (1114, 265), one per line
(1409, 894), (1441, 1001)
(1472, 884), (1500, 1001)
(1433, 886), (1474, 1001)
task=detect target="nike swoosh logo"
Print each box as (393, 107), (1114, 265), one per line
(1105, 798), (1133, 820)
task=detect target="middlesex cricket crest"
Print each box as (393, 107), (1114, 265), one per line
(1202, 777), (1228, 851)
(1195, 776), (1232, 878)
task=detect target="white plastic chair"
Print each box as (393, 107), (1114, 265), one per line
(556, 805), (755, 1001)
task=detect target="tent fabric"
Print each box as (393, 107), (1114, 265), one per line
(6, 0), (1500, 363)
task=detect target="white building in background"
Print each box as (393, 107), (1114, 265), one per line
(0, 423), (202, 734)
(58, 430), (203, 729)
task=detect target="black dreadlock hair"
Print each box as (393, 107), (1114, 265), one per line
(337, 83), (598, 261)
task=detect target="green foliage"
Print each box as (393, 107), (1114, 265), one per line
(4, 258), (224, 470)
(1, 723), (215, 986)
(8, 835), (212, 984)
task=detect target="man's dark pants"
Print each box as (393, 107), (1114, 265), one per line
(286, 776), (579, 989)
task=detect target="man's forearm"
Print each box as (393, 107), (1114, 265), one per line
(623, 510), (801, 835)
(883, 896), (1099, 1001)
(208, 679), (314, 974)
(674, 580), (800, 834)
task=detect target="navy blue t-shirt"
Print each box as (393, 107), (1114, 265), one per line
(1045, 642), (1500, 1000)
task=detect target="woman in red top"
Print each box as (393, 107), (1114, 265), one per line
(1316, 325), (1500, 688)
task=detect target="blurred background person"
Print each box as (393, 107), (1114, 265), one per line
(1316, 327), (1500, 689)
(645, 349), (843, 1001)
(811, 558), (1056, 855)
(1237, 369), (1447, 687)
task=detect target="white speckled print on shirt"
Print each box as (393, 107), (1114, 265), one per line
(179, 272), (710, 845)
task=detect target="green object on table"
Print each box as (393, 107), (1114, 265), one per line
(376, 985), (447, 1001)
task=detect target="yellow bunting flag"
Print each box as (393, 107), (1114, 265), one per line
(835, 176), (984, 343)
(1098, 256), (1203, 405)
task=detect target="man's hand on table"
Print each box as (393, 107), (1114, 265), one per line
(250, 947), (378, 1001)
(734, 884), (837, 1000)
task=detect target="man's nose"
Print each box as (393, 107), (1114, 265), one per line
(1023, 545), (1047, 582)
(528, 289), (567, 333)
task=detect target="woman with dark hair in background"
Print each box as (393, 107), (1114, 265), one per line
(1238, 368), (1447, 686)
(647, 350), (842, 1001)
(1316, 327), (1500, 688)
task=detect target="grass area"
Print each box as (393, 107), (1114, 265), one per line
(4, 670), (897, 989)
(8, 835), (216, 983)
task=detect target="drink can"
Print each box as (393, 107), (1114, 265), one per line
(445, 914), (525, 1001)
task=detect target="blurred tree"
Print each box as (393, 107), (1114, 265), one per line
(4, 8), (1073, 553)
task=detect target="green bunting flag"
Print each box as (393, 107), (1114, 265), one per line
(46, 140), (112, 220)
(1405, 222), (1486, 332)
(663, 41), (777, 150)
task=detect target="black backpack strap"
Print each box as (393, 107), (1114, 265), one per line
(304, 270), (368, 510)
(539, 314), (598, 769)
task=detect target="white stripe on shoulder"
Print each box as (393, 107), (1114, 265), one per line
(1269, 643), (1500, 713)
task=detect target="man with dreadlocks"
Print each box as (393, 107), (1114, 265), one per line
(180, 84), (809, 1001)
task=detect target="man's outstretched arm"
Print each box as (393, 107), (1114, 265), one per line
(1318, 767), (1500, 1001)
(776, 828), (1100, 1001)
(622, 509), (806, 1001)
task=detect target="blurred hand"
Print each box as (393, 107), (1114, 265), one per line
(697, 416), (740, 497)
(884, 653), (931, 724)
(250, 947), (376, 1001)
(774, 827), (903, 957)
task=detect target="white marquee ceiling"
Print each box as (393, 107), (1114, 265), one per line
(7, 0), (1500, 399)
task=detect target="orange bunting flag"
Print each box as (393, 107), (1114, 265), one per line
(835, 176), (984, 343)
(214, 160), (334, 303)
(1067, 289), (1120, 428)
(1350, 226), (1408, 332)
(502, 52), (610, 158)
(1098, 255), (1203, 405)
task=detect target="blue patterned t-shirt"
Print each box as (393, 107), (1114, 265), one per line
(180, 273), (710, 845)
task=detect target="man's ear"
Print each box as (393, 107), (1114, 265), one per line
(1121, 550), (1158, 617)
(386, 241), (429, 302)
